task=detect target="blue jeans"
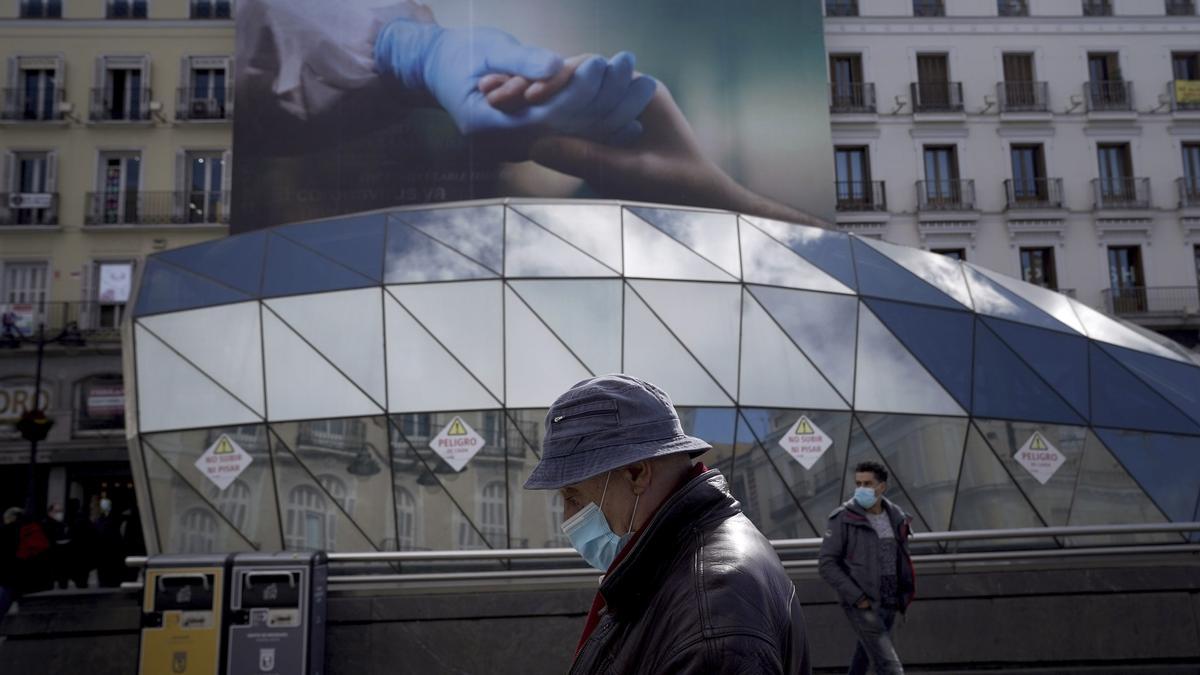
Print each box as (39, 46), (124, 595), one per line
(844, 604), (903, 675)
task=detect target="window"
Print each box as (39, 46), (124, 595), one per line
(2, 262), (49, 325)
(835, 146), (874, 210)
(913, 0), (945, 17)
(1195, 246), (1200, 288)
(1000, 53), (1043, 112)
(1087, 53), (1128, 110)
(1166, 0), (1196, 16)
(95, 151), (141, 224)
(825, 0), (858, 16)
(285, 485), (329, 551)
(93, 57), (149, 121)
(1082, 0), (1113, 16)
(998, 0), (1029, 16)
(1184, 143), (1200, 206)
(107, 0), (147, 18)
(1096, 143), (1135, 204)
(86, 260), (135, 330)
(178, 508), (216, 552)
(214, 479), (250, 530)
(478, 481), (506, 547)
(829, 54), (870, 113)
(20, 0), (61, 18)
(1107, 246), (1146, 312)
(191, 0), (232, 18)
(933, 248), (966, 261)
(318, 474), (354, 518)
(11, 58), (61, 121)
(923, 145), (961, 205)
(396, 488), (417, 550)
(1174, 53), (1200, 81)
(914, 53), (959, 112)
(4, 151), (57, 225)
(401, 413), (432, 440)
(75, 374), (125, 433)
(1020, 247), (1058, 290)
(1010, 144), (1048, 203)
(180, 57), (230, 120)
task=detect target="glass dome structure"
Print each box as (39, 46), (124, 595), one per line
(124, 200), (1200, 554)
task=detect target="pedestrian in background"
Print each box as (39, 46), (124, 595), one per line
(42, 502), (70, 590)
(0, 507), (22, 618)
(95, 498), (125, 588)
(64, 498), (96, 589)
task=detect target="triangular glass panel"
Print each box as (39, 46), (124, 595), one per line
(850, 238), (961, 310)
(140, 301), (264, 415)
(504, 286), (593, 408)
(741, 216), (858, 291)
(271, 417), (396, 551)
(1067, 429), (1178, 546)
(968, 264), (1086, 335)
(841, 416), (932, 537)
(134, 258), (251, 317)
(973, 419), (1086, 526)
(854, 304), (965, 416)
(383, 292), (498, 412)
(274, 213), (386, 281)
(135, 325), (261, 433)
(623, 285), (731, 406)
(157, 231), (266, 296)
(265, 288), (386, 408)
(983, 317), (1089, 422)
(857, 413), (966, 532)
(269, 431), (378, 552)
(739, 290), (847, 410)
(628, 207), (740, 279)
(622, 211), (734, 282)
(142, 443), (256, 553)
(949, 424), (1047, 549)
(679, 408), (736, 486)
(1094, 428), (1200, 524)
(392, 206), (503, 274)
(961, 264), (1073, 334)
(859, 237), (973, 309)
(1068, 296), (1186, 363)
(383, 215), (497, 283)
(864, 298), (973, 411)
(731, 411), (816, 539)
(504, 209), (615, 277)
(739, 220), (853, 294)
(261, 233), (376, 298)
(513, 204), (622, 273)
(973, 320), (1085, 425)
(748, 285), (857, 402)
(630, 280), (741, 396)
(1101, 343), (1200, 428)
(143, 427), (282, 550)
(262, 308), (383, 421)
(1089, 343), (1200, 435)
(1115, 317), (1200, 367)
(388, 281), (504, 401)
(507, 280), (621, 376)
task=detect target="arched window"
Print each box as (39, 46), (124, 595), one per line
(318, 474), (354, 517)
(214, 479), (250, 531)
(286, 485), (329, 551)
(478, 481), (506, 547)
(178, 507), (216, 553)
(395, 488), (416, 551)
(547, 493), (569, 547)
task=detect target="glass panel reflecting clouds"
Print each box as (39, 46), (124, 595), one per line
(504, 209), (616, 277)
(851, 238), (961, 310)
(157, 230), (266, 296)
(392, 206), (504, 274)
(860, 237), (973, 309)
(961, 264), (1072, 334)
(513, 204), (622, 273)
(631, 280), (741, 396)
(507, 280), (621, 376)
(275, 213), (386, 281)
(133, 259), (251, 317)
(383, 215), (497, 283)
(739, 220), (852, 294)
(857, 413), (967, 532)
(505, 286), (593, 408)
(969, 263), (1085, 335)
(741, 216), (857, 290)
(748, 286), (857, 402)
(865, 299), (973, 411)
(854, 304), (965, 416)
(1069, 296), (1186, 363)
(628, 207), (741, 279)
(739, 290), (847, 410)
(623, 212), (734, 282)
(261, 233), (376, 298)
(623, 285), (732, 406)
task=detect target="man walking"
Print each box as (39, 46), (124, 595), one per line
(524, 374), (811, 674)
(818, 461), (915, 675)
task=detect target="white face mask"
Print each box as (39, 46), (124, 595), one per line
(50, 511), (64, 522)
(100, 498), (112, 514)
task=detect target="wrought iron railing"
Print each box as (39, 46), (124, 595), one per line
(913, 0), (946, 17)
(997, 0), (1029, 16)
(829, 82), (875, 113)
(1004, 178), (1064, 209)
(0, 193), (59, 226)
(0, 88), (66, 121)
(88, 86), (151, 121)
(84, 190), (231, 225)
(106, 0), (147, 19)
(917, 179), (975, 210)
(1166, 0), (1196, 16)
(911, 81), (964, 112)
(1082, 0), (1113, 16)
(1179, 177), (1200, 208)
(997, 81), (1048, 112)
(190, 0), (232, 18)
(20, 0), (61, 17)
(1085, 81), (1133, 111)
(835, 181), (887, 212)
(825, 0), (858, 16)
(175, 87), (232, 120)
(1102, 286), (1200, 317)
(1092, 177), (1150, 209)
(0, 301), (126, 342)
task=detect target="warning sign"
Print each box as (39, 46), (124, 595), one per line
(777, 415), (833, 470)
(429, 416), (486, 472)
(194, 434), (252, 490)
(1014, 431), (1065, 485)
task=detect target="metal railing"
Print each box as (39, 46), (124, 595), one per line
(1166, 0), (1196, 16)
(20, 0), (62, 17)
(917, 179), (975, 210)
(0, 193), (59, 226)
(997, 81), (1048, 112)
(1179, 177), (1200, 207)
(829, 82), (876, 114)
(1103, 286), (1200, 317)
(107, 0), (147, 19)
(1004, 178), (1064, 209)
(1085, 80), (1133, 111)
(1082, 0), (1113, 16)
(825, 0), (858, 16)
(190, 0), (233, 18)
(1170, 80), (1200, 111)
(1092, 177), (1150, 209)
(175, 87), (232, 120)
(836, 180), (887, 212)
(84, 190), (231, 225)
(913, 0), (946, 17)
(88, 86), (151, 122)
(911, 81), (964, 113)
(0, 88), (66, 121)
(997, 0), (1029, 16)
(1, 301), (126, 341)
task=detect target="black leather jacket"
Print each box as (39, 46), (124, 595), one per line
(569, 470), (811, 675)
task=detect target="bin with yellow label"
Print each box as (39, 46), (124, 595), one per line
(138, 554), (232, 675)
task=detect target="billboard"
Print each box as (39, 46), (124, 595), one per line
(232, 0), (834, 231)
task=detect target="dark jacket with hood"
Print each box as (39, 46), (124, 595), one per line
(569, 469), (811, 675)
(817, 497), (916, 611)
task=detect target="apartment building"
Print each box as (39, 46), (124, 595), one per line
(824, 0), (1200, 347)
(0, 0), (232, 521)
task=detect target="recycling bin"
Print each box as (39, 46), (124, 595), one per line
(225, 552), (328, 675)
(138, 554), (233, 675)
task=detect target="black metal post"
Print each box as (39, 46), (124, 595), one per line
(24, 324), (46, 516)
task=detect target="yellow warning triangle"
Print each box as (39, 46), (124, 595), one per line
(214, 437), (234, 454)
(794, 418), (814, 435)
(1030, 433), (1047, 450)
(448, 419), (468, 436)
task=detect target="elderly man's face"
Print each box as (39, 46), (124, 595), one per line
(559, 469), (640, 536)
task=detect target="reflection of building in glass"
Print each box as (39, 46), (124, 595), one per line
(125, 201), (1200, 554)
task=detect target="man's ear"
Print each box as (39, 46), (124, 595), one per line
(625, 461), (653, 495)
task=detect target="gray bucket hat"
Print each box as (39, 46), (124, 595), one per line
(523, 374), (711, 490)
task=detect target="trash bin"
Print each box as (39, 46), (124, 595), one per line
(138, 554), (233, 675)
(225, 552), (328, 675)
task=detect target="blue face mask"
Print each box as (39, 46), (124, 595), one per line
(561, 472), (640, 572)
(854, 486), (878, 510)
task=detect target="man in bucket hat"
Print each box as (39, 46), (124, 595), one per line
(525, 374), (811, 674)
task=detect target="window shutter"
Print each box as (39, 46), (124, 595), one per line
(174, 149), (187, 221)
(1, 151), (13, 194)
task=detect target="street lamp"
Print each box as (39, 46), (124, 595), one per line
(2, 318), (85, 516)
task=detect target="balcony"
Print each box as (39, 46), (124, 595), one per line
(1082, 0), (1113, 16)
(1179, 178), (1200, 208)
(1166, 0), (1196, 16)
(829, 83), (876, 114)
(1005, 178), (1064, 210)
(835, 181), (886, 212)
(913, 0), (945, 17)
(1170, 81), (1200, 112)
(1102, 287), (1200, 329)
(911, 81), (964, 114)
(0, 193), (59, 226)
(84, 191), (231, 226)
(88, 87), (151, 122)
(176, 87), (232, 121)
(19, 0), (61, 18)
(1085, 81), (1133, 112)
(1, 301), (125, 343)
(1092, 177), (1150, 210)
(1, 88), (66, 122)
(825, 0), (858, 16)
(997, 0), (1029, 16)
(917, 180), (975, 211)
(997, 81), (1049, 113)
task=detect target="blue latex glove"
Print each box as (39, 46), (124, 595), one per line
(375, 19), (655, 144)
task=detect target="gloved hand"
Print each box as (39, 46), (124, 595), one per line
(374, 19), (655, 144)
